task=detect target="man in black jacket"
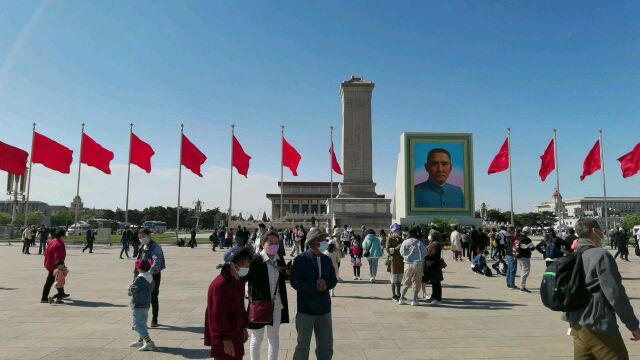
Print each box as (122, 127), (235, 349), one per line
(469, 225), (481, 260)
(82, 228), (94, 253)
(290, 228), (337, 360)
(516, 227), (534, 293)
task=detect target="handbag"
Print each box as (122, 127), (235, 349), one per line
(249, 272), (279, 324)
(439, 258), (447, 269)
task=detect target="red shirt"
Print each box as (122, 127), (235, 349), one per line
(44, 238), (66, 272)
(204, 270), (248, 359)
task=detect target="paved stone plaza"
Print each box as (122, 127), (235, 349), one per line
(1, 242), (640, 360)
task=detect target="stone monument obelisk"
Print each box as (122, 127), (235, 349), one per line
(331, 76), (392, 230)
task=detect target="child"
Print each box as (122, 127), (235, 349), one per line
(351, 236), (363, 280)
(324, 242), (341, 297)
(128, 259), (156, 351)
(491, 254), (507, 276)
(472, 251), (492, 277)
(48, 260), (68, 304)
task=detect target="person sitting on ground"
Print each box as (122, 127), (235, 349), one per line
(48, 260), (69, 304)
(472, 251), (492, 276)
(128, 259), (156, 352)
(492, 254), (507, 276)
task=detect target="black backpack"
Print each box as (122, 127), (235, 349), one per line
(540, 247), (597, 312)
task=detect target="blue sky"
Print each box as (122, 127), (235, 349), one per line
(1, 1), (639, 216)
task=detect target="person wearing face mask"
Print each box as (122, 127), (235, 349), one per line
(205, 247), (252, 360)
(291, 228), (337, 360)
(135, 228), (166, 328)
(245, 232), (291, 360)
(563, 218), (640, 359)
(41, 229), (68, 303)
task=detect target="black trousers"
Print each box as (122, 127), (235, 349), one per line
(132, 244), (140, 258)
(614, 247), (629, 260)
(82, 241), (93, 253)
(22, 240), (31, 254)
(462, 243), (470, 258)
(151, 272), (161, 322)
(41, 271), (55, 301)
(38, 240), (47, 255)
(431, 281), (442, 301)
(353, 266), (361, 277)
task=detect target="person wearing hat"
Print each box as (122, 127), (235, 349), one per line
(291, 227), (337, 360)
(536, 227), (564, 267)
(515, 226), (535, 293)
(386, 223), (404, 301)
(204, 246), (253, 360)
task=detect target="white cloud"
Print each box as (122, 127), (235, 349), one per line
(23, 163), (278, 218)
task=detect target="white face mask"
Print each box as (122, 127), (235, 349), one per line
(238, 267), (250, 277)
(140, 237), (150, 245)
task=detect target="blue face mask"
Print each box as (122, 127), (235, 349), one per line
(319, 241), (329, 253)
(238, 267), (250, 277)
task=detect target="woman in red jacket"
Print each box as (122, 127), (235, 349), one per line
(204, 247), (252, 359)
(41, 229), (67, 303)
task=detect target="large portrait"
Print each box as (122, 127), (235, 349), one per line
(406, 133), (474, 215)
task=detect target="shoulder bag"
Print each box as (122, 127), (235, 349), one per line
(249, 269), (280, 324)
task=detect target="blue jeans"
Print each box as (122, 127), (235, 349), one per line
(132, 307), (149, 338)
(367, 258), (379, 278)
(506, 255), (517, 287)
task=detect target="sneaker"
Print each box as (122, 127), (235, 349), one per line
(392, 295), (399, 301)
(150, 320), (158, 328)
(369, 278), (375, 283)
(353, 277), (358, 280)
(138, 340), (155, 351)
(40, 299), (49, 304)
(55, 299), (63, 304)
(62, 293), (70, 298)
(411, 301), (419, 306)
(520, 288), (532, 293)
(398, 299), (406, 305)
(129, 340), (143, 347)
(48, 297), (53, 304)
(430, 300), (441, 305)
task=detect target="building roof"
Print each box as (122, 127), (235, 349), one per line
(266, 194), (335, 199)
(277, 181), (337, 186)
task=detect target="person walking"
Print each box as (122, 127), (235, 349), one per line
(469, 225), (480, 261)
(22, 226), (32, 255)
(386, 223), (404, 301)
(424, 232), (444, 304)
(564, 218), (640, 359)
(449, 226), (462, 261)
(504, 226), (518, 290)
(37, 226), (49, 255)
(290, 225), (303, 257)
(41, 229), (67, 303)
(515, 226), (534, 293)
(246, 232), (291, 360)
(82, 228), (94, 253)
(399, 227), (427, 306)
(291, 228), (337, 360)
(205, 247), (252, 360)
(254, 223), (267, 252)
(136, 228), (166, 328)
(120, 226), (131, 259)
(361, 229), (383, 283)
(614, 227), (629, 262)
(128, 258), (156, 351)
(461, 229), (470, 260)
(340, 225), (352, 256)
(350, 237), (363, 280)
(131, 227), (141, 257)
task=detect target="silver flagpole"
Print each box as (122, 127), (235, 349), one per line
(554, 129), (562, 226)
(125, 123), (133, 225)
(599, 129), (609, 240)
(23, 123), (36, 227)
(176, 124), (184, 241)
(329, 126), (334, 229)
(228, 124), (235, 229)
(507, 128), (515, 226)
(74, 123), (85, 226)
(280, 125), (284, 220)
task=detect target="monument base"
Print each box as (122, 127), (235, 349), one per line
(331, 197), (392, 230)
(398, 215), (482, 227)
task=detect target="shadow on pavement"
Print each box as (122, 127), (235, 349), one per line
(154, 347), (210, 359)
(66, 299), (127, 308)
(156, 324), (204, 334)
(0, 287), (17, 290)
(429, 298), (525, 310)
(442, 284), (478, 289)
(336, 295), (393, 301)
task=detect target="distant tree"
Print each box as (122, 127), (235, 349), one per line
(51, 211), (74, 227)
(262, 212), (268, 222)
(26, 212), (44, 225)
(247, 214), (255, 221)
(0, 212), (11, 225)
(623, 214), (640, 229)
(114, 208), (125, 222)
(102, 209), (116, 220)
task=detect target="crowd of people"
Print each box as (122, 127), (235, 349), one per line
(21, 217), (640, 359)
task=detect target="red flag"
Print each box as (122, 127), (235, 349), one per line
(181, 134), (207, 177)
(617, 143), (640, 179)
(130, 133), (155, 173)
(488, 137), (509, 175)
(232, 136), (251, 177)
(580, 140), (602, 181)
(539, 138), (556, 182)
(330, 141), (343, 175)
(32, 132), (73, 174)
(0, 141), (28, 175)
(282, 137), (302, 176)
(81, 133), (114, 174)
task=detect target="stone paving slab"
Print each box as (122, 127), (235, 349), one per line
(1, 243), (640, 359)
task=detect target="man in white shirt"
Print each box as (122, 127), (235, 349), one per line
(450, 226), (462, 261)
